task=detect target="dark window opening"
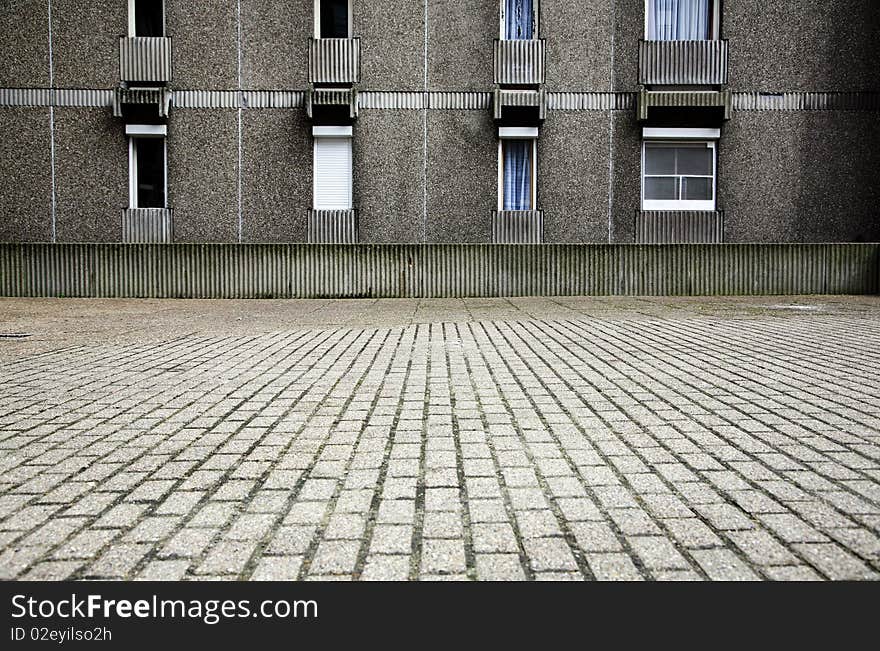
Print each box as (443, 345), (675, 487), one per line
(135, 137), (165, 208)
(134, 0), (164, 37)
(320, 0), (349, 38)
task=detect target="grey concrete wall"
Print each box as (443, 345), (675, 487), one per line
(612, 0), (644, 91)
(720, 111), (880, 243)
(53, 109), (126, 242)
(166, 1), (237, 89)
(0, 109), (52, 242)
(242, 1), (311, 89)
(726, 0), (880, 91)
(0, 1), (49, 88)
(544, 0), (613, 90)
(168, 110), (238, 242)
(426, 111), (495, 243)
(357, 0), (424, 90)
(51, 0), (123, 88)
(242, 110), (312, 242)
(355, 111), (424, 243)
(427, 0), (494, 90)
(610, 110), (642, 243)
(539, 112), (611, 242)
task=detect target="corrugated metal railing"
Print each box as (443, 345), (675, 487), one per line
(1, 244), (876, 298)
(305, 87), (358, 119)
(639, 40), (728, 85)
(308, 210), (358, 244)
(638, 89), (732, 120)
(493, 88), (546, 120)
(636, 211), (724, 244)
(494, 39), (546, 86)
(112, 87), (172, 117)
(493, 211), (544, 244)
(309, 38), (360, 84)
(119, 37), (172, 84)
(122, 209), (174, 244)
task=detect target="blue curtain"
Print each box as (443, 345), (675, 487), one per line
(648, 0), (710, 40)
(505, 0), (533, 40)
(503, 140), (532, 211)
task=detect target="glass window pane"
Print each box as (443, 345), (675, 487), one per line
(676, 146), (713, 176)
(648, 0), (711, 40)
(645, 176), (678, 200)
(503, 140), (532, 211)
(644, 146), (675, 175)
(320, 0), (349, 38)
(134, 0), (163, 37)
(682, 176), (712, 201)
(136, 137), (165, 208)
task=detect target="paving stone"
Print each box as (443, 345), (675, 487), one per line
(586, 553), (644, 581)
(475, 553), (527, 581)
(420, 539), (466, 575)
(690, 549), (761, 581)
(251, 556), (304, 581)
(523, 538), (578, 572)
(361, 555), (411, 581)
(792, 543), (879, 580)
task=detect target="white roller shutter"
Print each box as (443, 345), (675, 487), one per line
(313, 136), (352, 210)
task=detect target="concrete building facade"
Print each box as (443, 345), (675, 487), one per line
(1, 1), (878, 246)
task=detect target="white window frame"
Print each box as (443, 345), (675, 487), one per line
(128, 127), (168, 209)
(128, 0), (165, 38)
(314, 0), (353, 38)
(499, 0), (540, 39)
(641, 139), (716, 212)
(644, 0), (721, 40)
(312, 126), (353, 211)
(497, 132), (538, 212)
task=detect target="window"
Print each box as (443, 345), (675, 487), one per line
(129, 0), (164, 38)
(316, 0), (350, 38)
(127, 126), (167, 209)
(498, 133), (537, 211)
(646, 0), (719, 40)
(642, 141), (716, 211)
(313, 128), (353, 210)
(501, 0), (537, 40)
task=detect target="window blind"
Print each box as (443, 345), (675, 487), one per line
(314, 137), (353, 210)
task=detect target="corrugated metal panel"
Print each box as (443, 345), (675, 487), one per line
(638, 89), (731, 121)
(242, 91), (305, 108)
(171, 90), (239, 109)
(636, 211), (724, 244)
(548, 92), (636, 110)
(4, 243), (875, 298)
(308, 38), (360, 84)
(0, 88), (52, 106)
(639, 40), (728, 85)
(732, 92), (880, 111)
(54, 89), (114, 107)
(122, 208), (173, 243)
(494, 39), (546, 86)
(492, 211), (544, 244)
(428, 92), (491, 109)
(359, 91), (425, 109)
(307, 211), (358, 244)
(119, 37), (172, 84)
(113, 87), (172, 117)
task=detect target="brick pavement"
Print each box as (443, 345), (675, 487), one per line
(1, 297), (879, 580)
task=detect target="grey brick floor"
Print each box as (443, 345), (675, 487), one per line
(1, 297), (879, 580)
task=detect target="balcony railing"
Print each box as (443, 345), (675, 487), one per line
(635, 210), (724, 244)
(494, 39), (545, 86)
(309, 38), (360, 85)
(122, 208), (173, 243)
(637, 88), (732, 121)
(308, 210), (358, 244)
(119, 37), (172, 84)
(492, 210), (544, 244)
(639, 39), (728, 86)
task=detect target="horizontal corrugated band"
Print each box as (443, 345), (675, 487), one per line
(2, 89), (879, 112)
(2, 243), (877, 298)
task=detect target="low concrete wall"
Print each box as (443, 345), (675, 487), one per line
(0, 243), (877, 298)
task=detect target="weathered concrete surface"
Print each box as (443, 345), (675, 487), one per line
(0, 296), (879, 580)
